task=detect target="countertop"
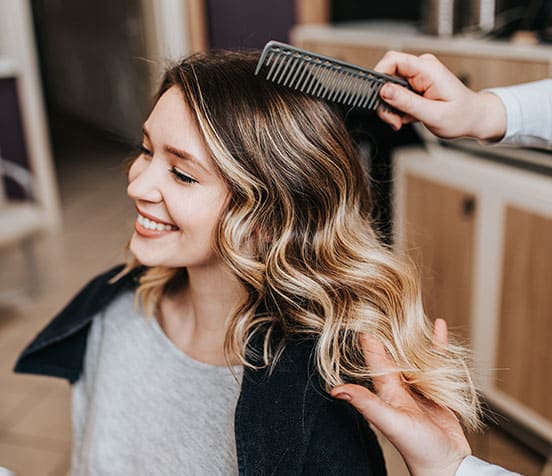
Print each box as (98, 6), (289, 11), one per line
(416, 123), (552, 175)
(291, 21), (552, 63)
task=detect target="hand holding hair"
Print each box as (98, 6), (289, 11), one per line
(374, 51), (507, 142)
(331, 319), (471, 476)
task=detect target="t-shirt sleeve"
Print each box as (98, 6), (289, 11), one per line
(485, 79), (552, 150)
(455, 455), (522, 476)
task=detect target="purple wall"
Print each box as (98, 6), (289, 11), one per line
(205, 0), (296, 50)
(0, 77), (30, 199)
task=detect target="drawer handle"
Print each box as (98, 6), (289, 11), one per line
(462, 196), (476, 217)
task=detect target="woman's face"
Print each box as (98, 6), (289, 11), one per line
(127, 87), (229, 269)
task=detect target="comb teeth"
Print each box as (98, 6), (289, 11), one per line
(256, 40), (409, 112)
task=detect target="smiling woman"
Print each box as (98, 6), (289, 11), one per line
(14, 50), (480, 476)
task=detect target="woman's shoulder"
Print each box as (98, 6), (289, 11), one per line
(13, 264), (144, 383)
(237, 335), (387, 475)
(302, 389), (387, 475)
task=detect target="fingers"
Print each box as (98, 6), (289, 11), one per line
(360, 334), (404, 395)
(377, 105), (415, 131)
(331, 383), (402, 438)
(375, 52), (425, 121)
(377, 107), (403, 131)
(379, 83), (438, 123)
(374, 50), (462, 129)
(374, 50), (427, 79)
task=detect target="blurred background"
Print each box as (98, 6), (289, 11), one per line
(0, 0), (551, 474)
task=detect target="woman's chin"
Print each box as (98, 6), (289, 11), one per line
(130, 254), (162, 268)
(129, 238), (165, 267)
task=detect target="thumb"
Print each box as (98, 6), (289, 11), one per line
(380, 83), (436, 124)
(331, 384), (397, 436)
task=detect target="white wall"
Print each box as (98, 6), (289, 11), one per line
(150, 0), (190, 61)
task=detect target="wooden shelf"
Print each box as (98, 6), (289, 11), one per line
(291, 23), (552, 90)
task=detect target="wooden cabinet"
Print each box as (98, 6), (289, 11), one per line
(468, 428), (547, 476)
(394, 145), (552, 471)
(292, 24), (552, 90)
(298, 40), (387, 70)
(401, 49), (549, 89)
(404, 175), (476, 340)
(496, 207), (552, 422)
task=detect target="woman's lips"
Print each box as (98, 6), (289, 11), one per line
(134, 218), (170, 238)
(136, 207), (177, 227)
(134, 209), (179, 238)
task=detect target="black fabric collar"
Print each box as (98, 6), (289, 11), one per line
(13, 265), (143, 382)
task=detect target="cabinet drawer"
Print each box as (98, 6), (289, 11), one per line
(468, 428), (546, 476)
(496, 206), (552, 422)
(296, 40), (386, 70)
(394, 145), (552, 450)
(403, 49), (549, 90)
(403, 174), (476, 341)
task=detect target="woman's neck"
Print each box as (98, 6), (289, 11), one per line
(158, 263), (245, 366)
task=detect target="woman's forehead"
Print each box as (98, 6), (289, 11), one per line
(146, 89), (209, 160)
(147, 87), (196, 137)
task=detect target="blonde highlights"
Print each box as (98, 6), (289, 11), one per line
(125, 51), (480, 431)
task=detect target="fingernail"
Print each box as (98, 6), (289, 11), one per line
(381, 83), (395, 100)
(333, 392), (352, 401)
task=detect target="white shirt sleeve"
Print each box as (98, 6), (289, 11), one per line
(456, 456), (522, 476)
(485, 79), (552, 149)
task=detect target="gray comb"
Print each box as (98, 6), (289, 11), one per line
(255, 40), (410, 111)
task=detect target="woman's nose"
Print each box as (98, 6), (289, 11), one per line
(127, 160), (163, 203)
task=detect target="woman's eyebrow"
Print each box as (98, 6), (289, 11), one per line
(142, 125), (210, 175)
(164, 145), (210, 175)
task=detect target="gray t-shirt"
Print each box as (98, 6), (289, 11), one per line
(71, 291), (243, 476)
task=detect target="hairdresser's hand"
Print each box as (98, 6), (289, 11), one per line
(374, 51), (506, 141)
(330, 319), (471, 476)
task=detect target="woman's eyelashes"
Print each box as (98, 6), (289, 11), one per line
(169, 166), (198, 184)
(138, 143), (152, 157)
(137, 143), (197, 184)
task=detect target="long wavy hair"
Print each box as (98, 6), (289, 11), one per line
(121, 50), (480, 430)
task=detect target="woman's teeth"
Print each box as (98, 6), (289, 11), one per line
(137, 214), (175, 231)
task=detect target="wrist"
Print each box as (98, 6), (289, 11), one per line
(409, 454), (467, 476)
(471, 92), (507, 142)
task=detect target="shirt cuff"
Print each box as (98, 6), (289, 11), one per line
(482, 87), (521, 146)
(456, 455), (521, 476)
(483, 79), (552, 148)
